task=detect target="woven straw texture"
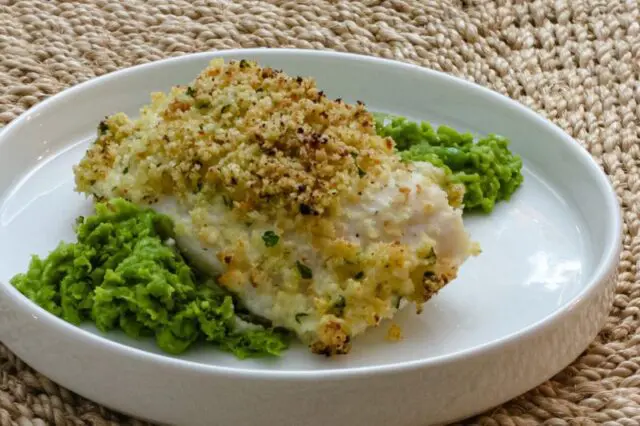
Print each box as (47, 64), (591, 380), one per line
(1, 0), (639, 425)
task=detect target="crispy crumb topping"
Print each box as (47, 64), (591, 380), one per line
(75, 58), (395, 219)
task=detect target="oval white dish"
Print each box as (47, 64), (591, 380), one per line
(0, 49), (621, 426)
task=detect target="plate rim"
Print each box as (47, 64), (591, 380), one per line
(0, 47), (623, 380)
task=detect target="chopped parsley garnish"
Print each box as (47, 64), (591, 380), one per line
(394, 296), (402, 309)
(296, 261), (313, 279)
(262, 231), (279, 247)
(185, 86), (196, 97)
(295, 313), (309, 323)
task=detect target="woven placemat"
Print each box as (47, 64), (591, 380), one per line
(1, 0), (639, 425)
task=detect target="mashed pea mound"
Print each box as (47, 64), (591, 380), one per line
(375, 114), (524, 213)
(11, 198), (289, 358)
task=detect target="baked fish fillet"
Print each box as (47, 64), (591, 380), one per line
(74, 59), (476, 355)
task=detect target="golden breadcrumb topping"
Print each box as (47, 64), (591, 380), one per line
(76, 58), (394, 219)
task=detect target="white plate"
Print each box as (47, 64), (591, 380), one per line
(0, 49), (621, 426)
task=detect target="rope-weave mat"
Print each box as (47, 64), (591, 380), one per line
(1, 1), (639, 425)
